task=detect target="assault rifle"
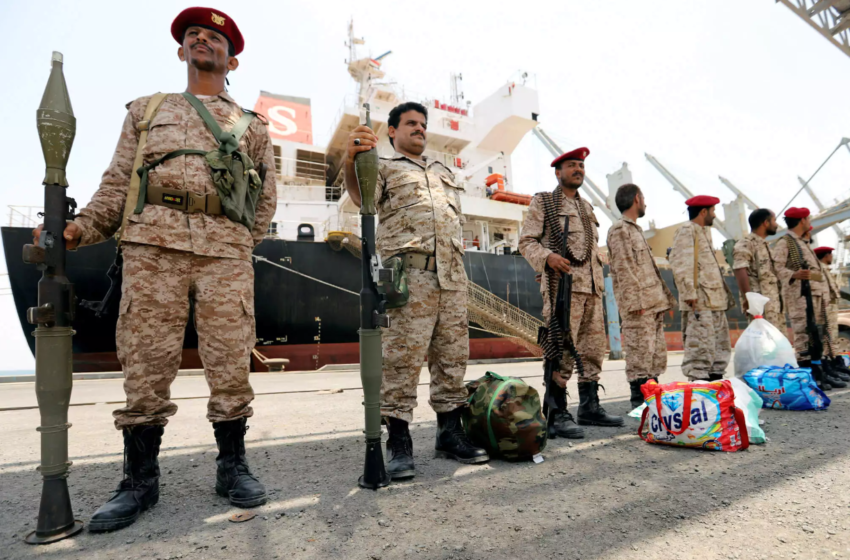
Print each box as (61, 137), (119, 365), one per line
(798, 261), (827, 389)
(542, 216), (584, 413)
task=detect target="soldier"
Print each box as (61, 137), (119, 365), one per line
(32, 8), (276, 531)
(519, 147), (624, 441)
(606, 184), (676, 409)
(669, 196), (735, 381)
(773, 208), (847, 389)
(344, 102), (488, 480)
(732, 208), (786, 333)
(814, 246), (850, 380)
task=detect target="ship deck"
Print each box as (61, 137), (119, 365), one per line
(1, 354), (849, 560)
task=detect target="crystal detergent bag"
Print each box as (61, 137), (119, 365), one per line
(638, 380), (749, 452)
(734, 292), (797, 377)
(743, 365), (830, 411)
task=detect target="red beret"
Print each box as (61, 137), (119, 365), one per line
(685, 195), (720, 207)
(551, 147), (590, 167)
(172, 7), (244, 55)
(814, 246), (834, 257)
(784, 207), (810, 219)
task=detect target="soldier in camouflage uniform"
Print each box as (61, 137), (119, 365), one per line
(345, 101), (488, 479)
(669, 196), (735, 381)
(606, 184), (676, 409)
(519, 147), (624, 440)
(33, 8), (275, 531)
(732, 208), (786, 333)
(814, 246), (850, 381)
(774, 208), (847, 389)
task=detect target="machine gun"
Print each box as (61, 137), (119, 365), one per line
(542, 216), (584, 415)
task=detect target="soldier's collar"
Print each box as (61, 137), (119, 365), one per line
(391, 150), (431, 169)
(215, 91), (237, 104)
(622, 216), (638, 225)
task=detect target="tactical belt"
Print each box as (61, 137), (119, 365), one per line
(399, 253), (437, 272)
(146, 185), (223, 215)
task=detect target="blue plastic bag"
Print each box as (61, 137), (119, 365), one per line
(743, 365), (830, 411)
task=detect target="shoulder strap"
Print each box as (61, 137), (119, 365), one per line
(181, 92), (255, 155)
(181, 92), (224, 139)
(230, 111), (256, 144)
(116, 92), (168, 246)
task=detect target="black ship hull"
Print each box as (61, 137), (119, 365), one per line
(2, 226), (748, 372)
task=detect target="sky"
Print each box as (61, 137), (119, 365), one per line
(1, 0), (849, 371)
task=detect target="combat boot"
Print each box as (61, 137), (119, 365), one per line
(822, 360), (848, 388)
(89, 425), (163, 532)
(213, 418), (267, 508)
(577, 381), (625, 427)
(800, 360), (832, 391)
(547, 408), (584, 439)
(830, 356), (850, 381)
(434, 408), (489, 464)
(385, 417), (415, 479)
(629, 378), (649, 409)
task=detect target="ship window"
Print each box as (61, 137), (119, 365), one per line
(488, 166), (493, 174)
(273, 145), (282, 175)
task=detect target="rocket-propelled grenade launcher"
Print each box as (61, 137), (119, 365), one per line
(21, 51), (84, 544)
(355, 103), (392, 489)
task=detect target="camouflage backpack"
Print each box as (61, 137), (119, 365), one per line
(463, 372), (547, 461)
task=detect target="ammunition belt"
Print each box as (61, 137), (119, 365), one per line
(146, 186), (223, 215)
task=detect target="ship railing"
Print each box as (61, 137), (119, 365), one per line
(325, 93), (361, 143)
(7, 205), (43, 228)
(274, 156), (328, 185)
(466, 282), (543, 357)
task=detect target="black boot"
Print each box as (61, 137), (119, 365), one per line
(434, 408), (489, 464)
(577, 381), (625, 427)
(213, 418), (267, 508)
(89, 425), (163, 532)
(385, 417), (415, 479)
(822, 361), (848, 388)
(830, 357), (850, 381)
(629, 379), (649, 409)
(547, 408), (585, 439)
(708, 373), (724, 381)
(800, 360), (831, 391)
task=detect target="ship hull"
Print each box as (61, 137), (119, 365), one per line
(2, 227), (749, 372)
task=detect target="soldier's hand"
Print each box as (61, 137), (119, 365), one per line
(552, 369), (568, 388)
(32, 221), (82, 250)
(546, 253), (572, 276)
(347, 126), (378, 164)
(685, 298), (698, 309)
(792, 270), (811, 280)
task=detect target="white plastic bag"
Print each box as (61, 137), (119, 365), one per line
(733, 292), (797, 377)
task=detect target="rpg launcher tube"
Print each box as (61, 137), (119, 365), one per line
(357, 212), (390, 490)
(23, 52), (84, 545)
(354, 103), (379, 216)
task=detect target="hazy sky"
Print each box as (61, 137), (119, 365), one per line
(1, 1), (849, 370)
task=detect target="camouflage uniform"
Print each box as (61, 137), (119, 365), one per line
(519, 190), (606, 382)
(774, 232), (830, 359)
(73, 92), (277, 428)
(732, 233), (785, 333)
(669, 222), (734, 380)
(374, 152), (469, 423)
(821, 260), (841, 345)
(606, 217), (676, 381)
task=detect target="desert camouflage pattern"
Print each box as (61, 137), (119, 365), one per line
(774, 232), (831, 359)
(74, 92), (277, 260)
(606, 217), (676, 315)
(519, 190), (604, 302)
(381, 268), (469, 423)
(374, 152), (466, 291)
(549, 292), (606, 383)
(669, 222), (734, 312)
(621, 311), (669, 382)
(733, 233), (785, 333)
(821, 260), (841, 345)
(112, 243), (256, 428)
(464, 372), (547, 461)
(681, 310), (732, 380)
